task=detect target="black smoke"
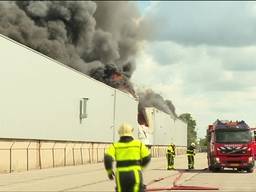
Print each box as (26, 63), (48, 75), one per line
(0, 1), (179, 119)
(0, 1), (139, 91)
(138, 89), (178, 118)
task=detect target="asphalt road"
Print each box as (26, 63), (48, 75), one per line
(0, 153), (254, 191)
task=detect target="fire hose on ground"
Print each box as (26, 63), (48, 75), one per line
(145, 168), (219, 191)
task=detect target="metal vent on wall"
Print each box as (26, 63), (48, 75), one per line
(80, 98), (89, 121)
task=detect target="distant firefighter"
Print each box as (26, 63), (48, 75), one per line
(104, 123), (151, 192)
(187, 143), (196, 169)
(166, 143), (176, 170)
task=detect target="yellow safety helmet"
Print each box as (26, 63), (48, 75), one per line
(118, 123), (134, 137)
(191, 143), (196, 147)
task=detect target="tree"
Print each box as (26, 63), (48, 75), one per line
(179, 113), (197, 146)
(199, 137), (207, 146)
(198, 137), (207, 152)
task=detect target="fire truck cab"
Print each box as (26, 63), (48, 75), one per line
(207, 120), (255, 173)
(251, 128), (256, 160)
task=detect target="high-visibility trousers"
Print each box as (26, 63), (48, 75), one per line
(115, 169), (145, 192)
(187, 155), (195, 169)
(167, 154), (175, 169)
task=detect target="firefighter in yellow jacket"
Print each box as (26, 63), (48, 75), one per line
(187, 142), (196, 169)
(104, 123), (151, 192)
(166, 143), (176, 170)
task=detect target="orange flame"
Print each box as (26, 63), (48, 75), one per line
(111, 72), (123, 81)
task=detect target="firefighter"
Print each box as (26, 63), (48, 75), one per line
(104, 123), (151, 192)
(166, 143), (176, 170)
(187, 142), (196, 169)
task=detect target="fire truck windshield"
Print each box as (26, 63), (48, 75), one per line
(215, 129), (251, 143)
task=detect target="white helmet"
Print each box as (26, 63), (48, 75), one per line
(118, 123), (134, 137)
(191, 143), (196, 147)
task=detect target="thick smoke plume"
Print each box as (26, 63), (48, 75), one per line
(0, 1), (139, 94)
(138, 89), (178, 119)
(0, 1), (179, 120)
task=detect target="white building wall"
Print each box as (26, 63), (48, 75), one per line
(0, 35), (139, 142)
(143, 107), (187, 146)
(173, 119), (187, 146)
(113, 90), (139, 141)
(152, 108), (174, 145)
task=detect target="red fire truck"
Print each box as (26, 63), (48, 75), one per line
(251, 128), (256, 160)
(207, 120), (255, 172)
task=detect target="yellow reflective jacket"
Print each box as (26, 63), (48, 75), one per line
(104, 138), (151, 172)
(166, 144), (175, 155)
(186, 146), (196, 156)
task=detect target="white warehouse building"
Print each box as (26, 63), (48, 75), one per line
(0, 34), (187, 173)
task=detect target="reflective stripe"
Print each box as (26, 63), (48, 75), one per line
(105, 140), (150, 163)
(117, 165), (141, 172)
(116, 160), (141, 168)
(116, 171), (121, 192)
(187, 149), (195, 155)
(134, 170), (140, 192)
